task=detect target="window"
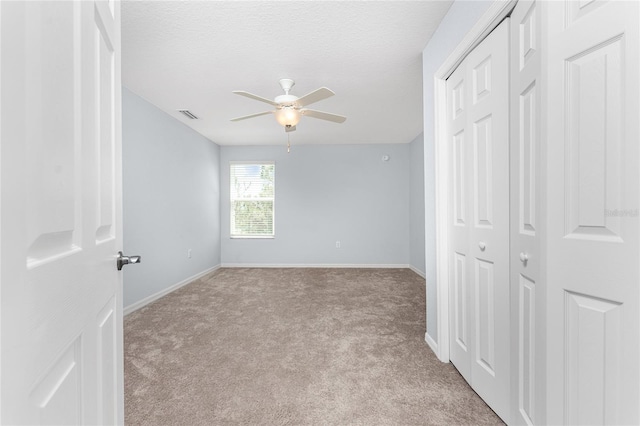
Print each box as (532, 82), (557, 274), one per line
(230, 162), (275, 238)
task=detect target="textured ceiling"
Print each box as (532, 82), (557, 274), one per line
(122, 1), (453, 146)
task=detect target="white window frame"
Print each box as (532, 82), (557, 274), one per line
(229, 161), (275, 239)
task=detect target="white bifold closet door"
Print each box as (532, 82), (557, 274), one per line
(545, 0), (640, 424)
(509, 1), (544, 424)
(447, 18), (510, 423)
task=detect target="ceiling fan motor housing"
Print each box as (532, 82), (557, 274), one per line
(275, 94), (298, 106)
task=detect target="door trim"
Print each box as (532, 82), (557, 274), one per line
(431, 0), (517, 363)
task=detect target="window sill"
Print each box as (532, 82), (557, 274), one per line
(230, 235), (275, 239)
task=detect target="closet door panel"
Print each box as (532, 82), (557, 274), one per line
(545, 1), (640, 424)
(510, 1), (544, 425)
(448, 63), (472, 383)
(448, 17), (511, 424)
(465, 19), (510, 423)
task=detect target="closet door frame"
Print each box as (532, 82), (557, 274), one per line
(429, 0), (516, 363)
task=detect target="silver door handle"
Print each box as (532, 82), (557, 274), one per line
(519, 252), (529, 263)
(117, 251), (141, 271)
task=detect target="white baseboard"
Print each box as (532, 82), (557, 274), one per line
(220, 263), (411, 269)
(409, 265), (426, 278)
(425, 332), (442, 360)
(123, 264), (221, 316)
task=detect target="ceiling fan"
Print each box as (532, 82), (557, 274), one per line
(230, 78), (347, 132)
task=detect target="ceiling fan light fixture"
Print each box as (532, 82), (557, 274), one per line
(275, 107), (301, 127)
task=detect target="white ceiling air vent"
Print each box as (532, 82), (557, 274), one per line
(178, 110), (199, 120)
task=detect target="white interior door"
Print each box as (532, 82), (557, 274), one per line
(545, 0), (640, 424)
(0, 1), (124, 424)
(447, 18), (510, 423)
(509, 1), (545, 425)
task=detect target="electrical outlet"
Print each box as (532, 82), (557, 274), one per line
(187, 249), (192, 258)
(336, 241), (341, 249)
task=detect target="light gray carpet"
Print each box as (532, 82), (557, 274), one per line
(124, 268), (502, 425)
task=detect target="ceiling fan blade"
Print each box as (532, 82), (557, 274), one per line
(295, 87), (335, 107)
(300, 109), (346, 123)
(285, 125), (296, 133)
(233, 91), (279, 106)
(230, 111), (273, 121)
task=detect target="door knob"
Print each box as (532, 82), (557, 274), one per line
(117, 251), (141, 271)
(519, 252), (529, 263)
(479, 241), (486, 250)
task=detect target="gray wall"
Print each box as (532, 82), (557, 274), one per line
(409, 133), (425, 275)
(422, 0), (493, 342)
(220, 144), (410, 266)
(122, 87), (221, 308)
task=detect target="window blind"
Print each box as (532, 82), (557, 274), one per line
(230, 162), (275, 237)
